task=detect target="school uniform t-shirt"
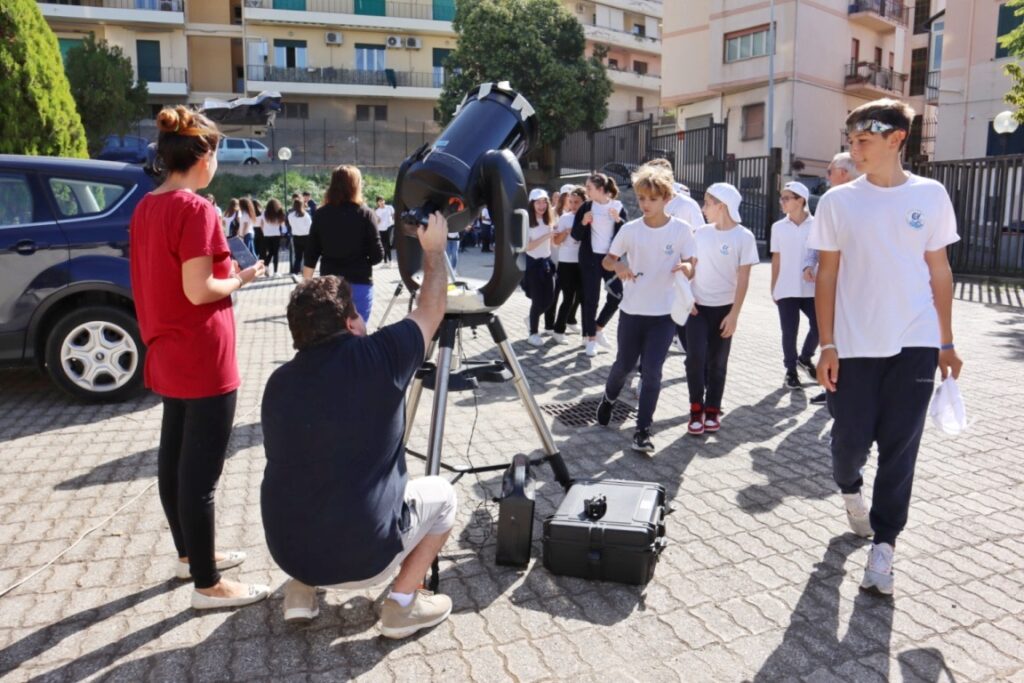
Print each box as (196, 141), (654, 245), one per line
(691, 224), (760, 306)
(262, 219), (284, 237)
(770, 215), (816, 300)
(608, 217), (697, 316)
(526, 223), (553, 259)
(555, 212), (580, 263)
(374, 205), (395, 231)
(807, 173), (959, 358)
(666, 192), (703, 233)
(590, 199), (624, 254)
(288, 210), (312, 236)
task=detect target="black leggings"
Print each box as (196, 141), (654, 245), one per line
(262, 236), (281, 273)
(157, 390), (237, 589)
(380, 228), (392, 263)
(291, 235), (308, 275)
(685, 304), (734, 410)
(554, 261), (582, 334)
(580, 251), (621, 337)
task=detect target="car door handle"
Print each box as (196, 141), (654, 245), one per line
(12, 239), (48, 255)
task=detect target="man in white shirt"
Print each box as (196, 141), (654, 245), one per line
(374, 196), (396, 265)
(809, 98), (963, 596)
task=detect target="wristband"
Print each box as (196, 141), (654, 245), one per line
(234, 273), (245, 289)
(820, 343), (837, 352)
(940, 343), (955, 351)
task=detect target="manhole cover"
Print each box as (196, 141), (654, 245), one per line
(540, 398), (637, 427)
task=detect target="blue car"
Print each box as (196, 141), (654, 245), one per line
(96, 135), (151, 164)
(0, 155), (156, 401)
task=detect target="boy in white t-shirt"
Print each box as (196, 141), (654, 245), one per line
(595, 167), (696, 454)
(770, 181), (818, 390)
(374, 196), (396, 265)
(810, 98), (962, 596)
(686, 183), (760, 437)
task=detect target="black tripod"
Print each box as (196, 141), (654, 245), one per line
(403, 312), (572, 589)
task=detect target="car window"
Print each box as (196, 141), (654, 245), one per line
(48, 178), (128, 218)
(0, 173), (35, 228)
(249, 140), (267, 151)
(227, 139), (246, 150)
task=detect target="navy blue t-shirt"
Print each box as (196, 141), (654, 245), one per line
(260, 319), (424, 586)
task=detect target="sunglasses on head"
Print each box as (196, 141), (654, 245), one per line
(847, 119), (897, 135)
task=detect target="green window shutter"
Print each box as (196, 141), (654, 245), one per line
(432, 48), (452, 67)
(272, 0), (306, 9)
(432, 0), (455, 21)
(58, 38), (84, 63)
(996, 3), (1023, 59)
(355, 0), (385, 16)
(136, 40), (161, 82)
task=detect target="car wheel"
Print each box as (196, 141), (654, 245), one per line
(45, 306), (146, 403)
(244, 157), (259, 165)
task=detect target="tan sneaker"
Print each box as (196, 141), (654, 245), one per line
(283, 579), (319, 622)
(379, 589), (452, 639)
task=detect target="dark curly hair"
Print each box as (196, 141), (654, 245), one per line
(287, 276), (358, 350)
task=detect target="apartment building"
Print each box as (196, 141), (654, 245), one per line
(933, 1), (1024, 160)
(563, 0), (664, 127)
(661, 0), (939, 178)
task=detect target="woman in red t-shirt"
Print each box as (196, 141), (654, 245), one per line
(129, 106), (269, 610)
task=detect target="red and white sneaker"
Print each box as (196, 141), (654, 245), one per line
(703, 408), (721, 432)
(687, 403), (705, 436)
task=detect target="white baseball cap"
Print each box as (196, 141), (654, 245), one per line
(559, 183), (575, 195)
(706, 182), (743, 223)
(528, 188), (549, 202)
(783, 181), (810, 201)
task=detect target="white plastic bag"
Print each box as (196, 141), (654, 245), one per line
(929, 376), (967, 435)
(671, 272), (696, 326)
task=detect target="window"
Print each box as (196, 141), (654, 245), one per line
(356, 105), (387, 121)
(685, 114), (713, 130)
(913, 0), (931, 34)
(281, 102), (309, 119)
(635, 96), (644, 113)
(433, 48), (453, 88)
(889, 52), (895, 69)
(930, 19), (944, 69)
(874, 47), (883, 65)
(724, 25), (774, 63)
(48, 178), (126, 218)
(248, 140), (268, 152)
(355, 44), (386, 71)
(0, 174), (35, 228)
(58, 38), (83, 63)
(909, 47), (928, 96)
(274, 39), (307, 69)
(633, 60), (648, 75)
(136, 40), (162, 82)
(741, 103), (765, 141)
(996, 4), (1023, 59)
(226, 139), (246, 149)
(608, 57), (619, 69)
(851, 38), (860, 63)
(632, 23), (646, 37)
(355, 0), (385, 16)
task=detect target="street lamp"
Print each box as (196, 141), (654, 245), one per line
(993, 111), (1020, 156)
(278, 146), (293, 268)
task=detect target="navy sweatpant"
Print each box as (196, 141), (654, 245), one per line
(604, 312), (676, 430)
(524, 256), (555, 334)
(827, 347), (937, 546)
(685, 304), (733, 409)
(777, 297), (818, 371)
(580, 251), (621, 337)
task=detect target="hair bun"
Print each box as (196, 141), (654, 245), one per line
(156, 105), (194, 134)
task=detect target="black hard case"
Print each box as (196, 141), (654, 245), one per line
(542, 479), (667, 585)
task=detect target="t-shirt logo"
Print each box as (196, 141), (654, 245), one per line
(906, 209), (925, 230)
(664, 243), (674, 255)
(719, 243), (731, 256)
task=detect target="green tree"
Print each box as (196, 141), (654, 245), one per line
(1000, 0), (1024, 122)
(0, 0), (87, 157)
(437, 0), (612, 148)
(65, 35), (148, 156)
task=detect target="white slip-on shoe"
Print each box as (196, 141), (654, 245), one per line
(842, 492), (873, 538)
(173, 551), (247, 580)
(191, 583), (270, 610)
(860, 543), (895, 596)
(595, 330), (612, 349)
(585, 341), (598, 357)
(527, 334), (544, 347)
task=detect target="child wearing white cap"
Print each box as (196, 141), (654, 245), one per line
(523, 188), (557, 346)
(686, 182), (760, 436)
(771, 181), (819, 391)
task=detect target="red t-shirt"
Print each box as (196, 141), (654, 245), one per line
(129, 191), (240, 399)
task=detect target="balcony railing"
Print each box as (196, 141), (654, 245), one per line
(844, 62), (907, 95)
(926, 69), (940, 103)
(39, 0), (184, 10)
(607, 65), (661, 79)
(848, 0), (909, 27)
(137, 66), (187, 83)
(243, 0), (455, 21)
(583, 23), (661, 47)
(248, 65), (438, 88)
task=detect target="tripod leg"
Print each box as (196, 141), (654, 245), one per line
(377, 282), (405, 328)
(487, 316), (572, 489)
(403, 337), (437, 447)
(425, 318), (459, 477)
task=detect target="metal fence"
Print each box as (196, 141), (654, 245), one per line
(558, 119), (656, 175)
(914, 155), (1024, 277)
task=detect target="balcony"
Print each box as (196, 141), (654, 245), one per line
(242, 0), (455, 34)
(37, 0), (185, 26)
(137, 66), (188, 96)
(844, 62), (907, 96)
(926, 70), (940, 104)
(606, 66), (661, 92)
(583, 24), (661, 55)
(246, 64), (442, 98)
(848, 0), (908, 32)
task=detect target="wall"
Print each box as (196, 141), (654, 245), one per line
(189, 37), (234, 94)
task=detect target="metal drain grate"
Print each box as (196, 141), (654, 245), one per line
(540, 398), (637, 427)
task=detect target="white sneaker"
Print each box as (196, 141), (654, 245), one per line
(552, 333), (568, 345)
(632, 377), (642, 398)
(567, 324), (580, 333)
(585, 341), (598, 357)
(860, 543), (895, 596)
(595, 330), (612, 349)
(173, 551), (247, 580)
(842, 492), (873, 538)
(527, 334), (544, 347)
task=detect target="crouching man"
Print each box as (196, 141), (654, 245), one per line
(261, 212), (455, 639)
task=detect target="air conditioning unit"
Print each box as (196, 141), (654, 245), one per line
(405, 36), (423, 49)
(386, 35), (404, 49)
(325, 31), (343, 45)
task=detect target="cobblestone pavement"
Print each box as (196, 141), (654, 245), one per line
(1, 250), (1023, 682)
